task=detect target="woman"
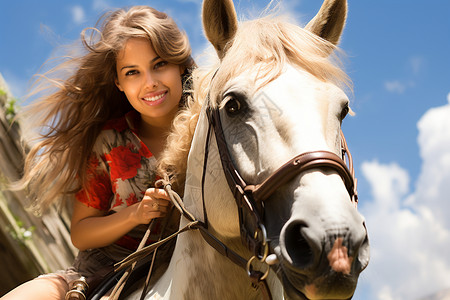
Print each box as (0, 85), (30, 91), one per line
(2, 6), (195, 299)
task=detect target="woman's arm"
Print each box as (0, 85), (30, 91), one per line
(70, 188), (171, 251)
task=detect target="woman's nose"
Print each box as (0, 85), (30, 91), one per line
(144, 71), (158, 88)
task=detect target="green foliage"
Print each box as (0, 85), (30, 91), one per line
(0, 88), (20, 123)
(6, 215), (35, 244)
(5, 97), (18, 122)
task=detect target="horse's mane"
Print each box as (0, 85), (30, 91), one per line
(157, 15), (351, 193)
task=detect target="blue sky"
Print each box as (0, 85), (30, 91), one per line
(1, 1), (450, 299)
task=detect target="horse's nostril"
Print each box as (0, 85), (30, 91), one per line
(283, 223), (315, 269)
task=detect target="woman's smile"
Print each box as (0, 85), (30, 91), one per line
(142, 90), (168, 106)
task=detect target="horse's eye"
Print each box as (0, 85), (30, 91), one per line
(341, 104), (349, 120)
(225, 98), (241, 116)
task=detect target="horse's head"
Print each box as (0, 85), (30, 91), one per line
(198, 0), (369, 299)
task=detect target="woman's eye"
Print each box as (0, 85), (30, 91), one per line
(125, 70), (138, 76)
(154, 61), (168, 69)
(225, 97), (242, 116)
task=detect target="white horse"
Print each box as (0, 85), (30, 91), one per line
(123, 0), (370, 299)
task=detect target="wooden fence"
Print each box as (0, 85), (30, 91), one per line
(0, 73), (77, 295)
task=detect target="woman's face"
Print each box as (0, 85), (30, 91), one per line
(115, 37), (183, 126)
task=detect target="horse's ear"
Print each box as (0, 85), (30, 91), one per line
(202, 0), (238, 59)
(305, 0), (347, 46)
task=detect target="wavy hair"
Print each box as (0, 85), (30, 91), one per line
(19, 6), (194, 214)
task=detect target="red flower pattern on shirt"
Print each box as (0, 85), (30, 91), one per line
(107, 146), (142, 181)
(75, 112), (158, 250)
(76, 169), (113, 211)
(114, 192), (123, 208)
(126, 193), (139, 206)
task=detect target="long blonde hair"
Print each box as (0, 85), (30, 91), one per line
(20, 6), (194, 214)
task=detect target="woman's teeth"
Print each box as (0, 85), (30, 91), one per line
(143, 93), (165, 102)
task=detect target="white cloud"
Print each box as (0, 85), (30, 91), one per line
(357, 94), (450, 299)
(414, 94), (450, 228)
(384, 80), (406, 94)
(71, 5), (86, 25)
(361, 161), (409, 208)
(384, 56), (423, 94)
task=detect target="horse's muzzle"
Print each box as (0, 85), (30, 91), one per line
(278, 199), (370, 299)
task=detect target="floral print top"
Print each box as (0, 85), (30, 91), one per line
(75, 111), (160, 250)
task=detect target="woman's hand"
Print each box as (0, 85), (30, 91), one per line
(132, 188), (172, 224)
(71, 187), (172, 250)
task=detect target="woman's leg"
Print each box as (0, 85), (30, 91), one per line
(1, 275), (68, 300)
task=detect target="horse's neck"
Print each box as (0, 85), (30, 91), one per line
(148, 218), (259, 300)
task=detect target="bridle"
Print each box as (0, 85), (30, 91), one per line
(198, 81), (358, 298)
(203, 95), (358, 257)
